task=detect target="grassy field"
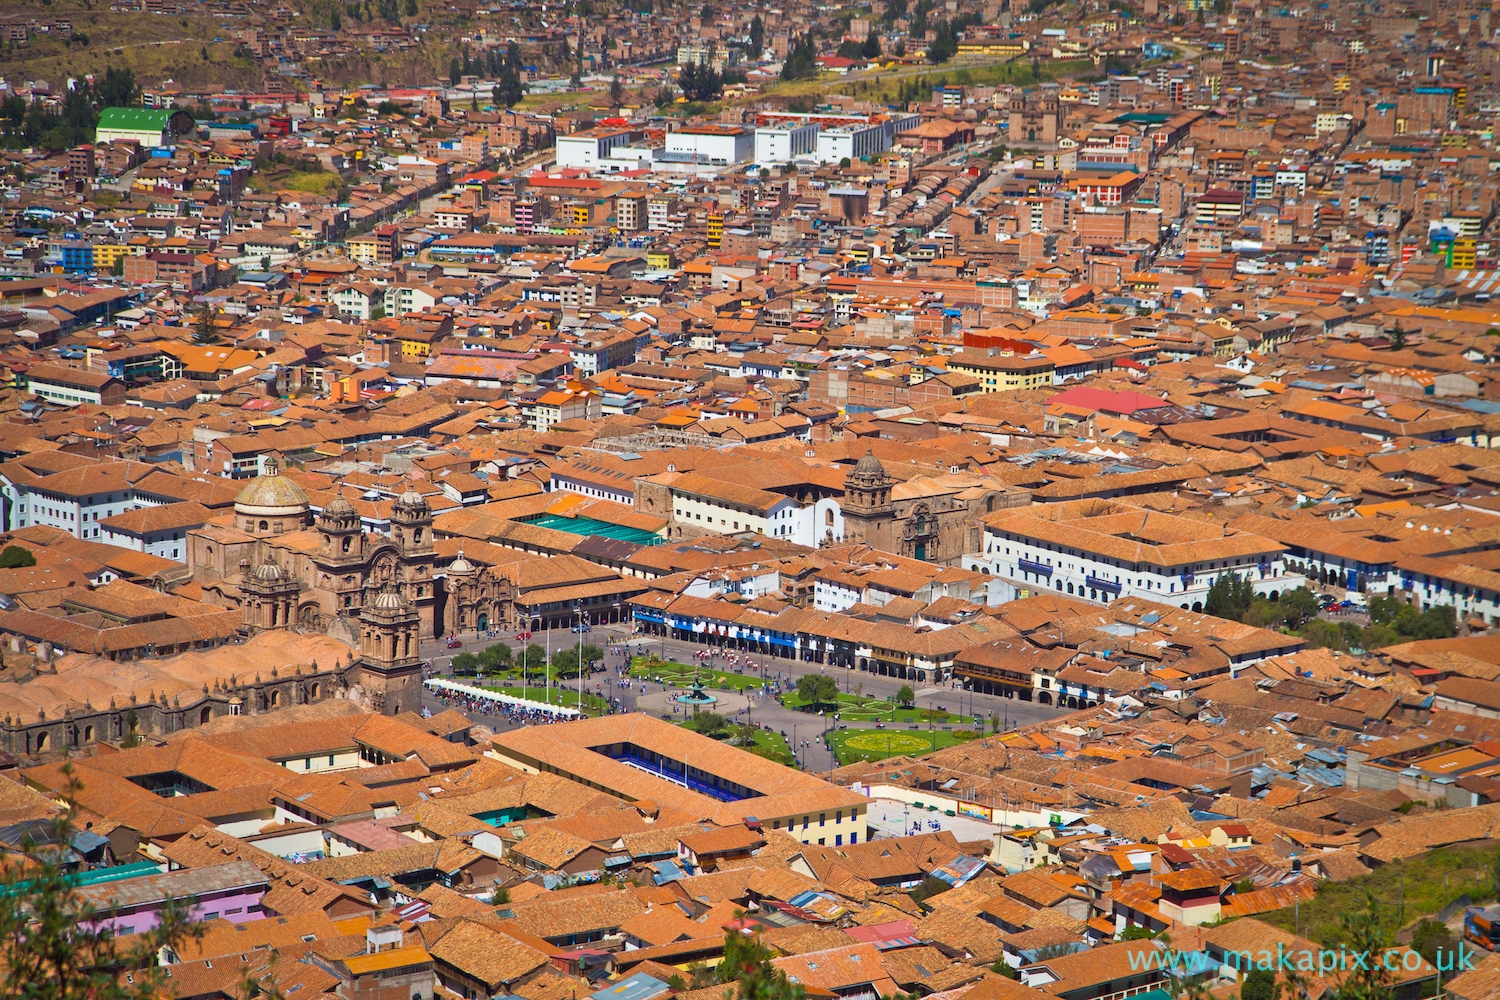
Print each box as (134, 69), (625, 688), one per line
(781, 690), (975, 725)
(744, 729), (797, 767)
(629, 656), (765, 693)
(758, 55), (1099, 105)
(830, 727), (978, 764)
(1257, 841), (1500, 945)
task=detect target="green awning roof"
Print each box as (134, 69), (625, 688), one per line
(526, 514), (662, 546)
(97, 107), (171, 131)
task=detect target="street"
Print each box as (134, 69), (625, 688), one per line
(418, 620), (1071, 777)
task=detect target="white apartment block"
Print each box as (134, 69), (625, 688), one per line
(755, 122), (821, 165)
(964, 500), (1306, 611)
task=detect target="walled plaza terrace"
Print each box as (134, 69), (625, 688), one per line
(487, 714), (869, 845)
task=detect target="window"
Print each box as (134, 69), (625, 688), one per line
(819, 813), (826, 827)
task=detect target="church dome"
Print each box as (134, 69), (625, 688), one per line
(449, 548), (474, 575)
(852, 449), (886, 479)
(234, 458), (310, 516)
(395, 488), (430, 511)
(254, 560), (285, 582)
(322, 491), (357, 519)
(371, 588), (408, 611)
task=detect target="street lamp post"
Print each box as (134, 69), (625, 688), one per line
(577, 599), (585, 717)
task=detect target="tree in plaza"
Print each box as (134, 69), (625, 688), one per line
(796, 674), (839, 709)
(896, 683), (915, 707)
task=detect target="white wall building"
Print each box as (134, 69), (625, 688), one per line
(664, 126), (754, 166)
(755, 122), (821, 165)
(963, 500), (1306, 612)
(555, 129), (638, 170)
(657, 471), (843, 548)
(816, 122), (890, 164)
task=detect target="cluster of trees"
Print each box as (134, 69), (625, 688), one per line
(1367, 594), (1457, 641)
(781, 33), (819, 80)
(338, 0), (415, 26)
(922, 12), (980, 64)
(0, 68), (137, 151)
(677, 60), (725, 103)
(836, 35), (883, 61)
(451, 640), (602, 679)
(1201, 573), (1457, 652)
(492, 42), (528, 108)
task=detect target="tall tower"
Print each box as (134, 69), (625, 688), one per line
(841, 450), (896, 552)
(357, 586), (423, 715)
(240, 558), (300, 633)
(391, 487), (437, 637)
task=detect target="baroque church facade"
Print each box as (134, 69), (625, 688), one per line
(185, 460), (515, 714)
(839, 451), (1030, 565)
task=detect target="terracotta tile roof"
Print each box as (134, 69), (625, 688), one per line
(163, 824), (369, 918)
(428, 919), (552, 988)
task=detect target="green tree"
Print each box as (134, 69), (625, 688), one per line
(717, 926), (802, 1000)
(451, 651), (480, 675)
(795, 674), (839, 709)
(609, 75), (625, 105)
(404, 0), (418, 14)
(896, 684), (915, 707)
(121, 709), (140, 748)
(450, 57), (463, 85)
(1388, 323), (1408, 351)
(493, 44), (527, 108)
(1336, 890), (1394, 1000)
(678, 59), (724, 102)
(192, 304), (220, 345)
(781, 33), (818, 80)
(97, 67), (137, 108)
(1239, 969), (1275, 1000)
(1204, 572), (1253, 621)
(748, 15), (764, 54)
(689, 710), (729, 737)
(1410, 918), (1455, 969)
(0, 772), (204, 998)
(478, 643), (512, 672)
(0, 545), (35, 568)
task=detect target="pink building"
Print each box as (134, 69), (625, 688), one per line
(77, 860), (269, 936)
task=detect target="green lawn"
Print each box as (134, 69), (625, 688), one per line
(629, 656), (765, 693)
(743, 729), (797, 767)
(481, 685), (609, 713)
(1256, 841), (1500, 945)
(829, 727), (981, 765)
(781, 690), (974, 725)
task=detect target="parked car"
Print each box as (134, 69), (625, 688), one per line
(445, 637), (462, 649)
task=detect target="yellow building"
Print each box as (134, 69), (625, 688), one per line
(946, 353), (1056, 392)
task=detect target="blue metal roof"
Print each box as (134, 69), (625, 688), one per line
(589, 973), (670, 1000)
